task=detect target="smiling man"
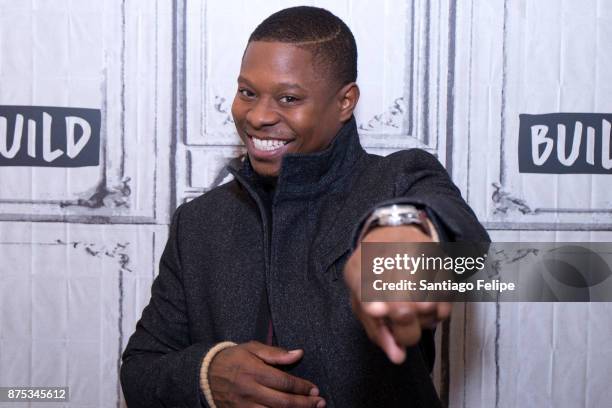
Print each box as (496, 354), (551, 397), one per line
(233, 41), (354, 177)
(121, 6), (488, 408)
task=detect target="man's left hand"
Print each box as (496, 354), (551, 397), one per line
(343, 225), (452, 364)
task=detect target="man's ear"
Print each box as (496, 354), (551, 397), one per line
(337, 82), (360, 122)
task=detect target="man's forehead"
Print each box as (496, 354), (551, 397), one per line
(239, 41), (321, 87)
(240, 41), (332, 88)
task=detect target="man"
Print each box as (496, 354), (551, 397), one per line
(121, 6), (488, 408)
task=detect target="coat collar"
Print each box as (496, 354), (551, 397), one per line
(228, 116), (366, 197)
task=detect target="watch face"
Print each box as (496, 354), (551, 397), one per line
(376, 206), (420, 223)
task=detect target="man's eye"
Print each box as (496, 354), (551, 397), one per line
(279, 95), (299, 104)
(238, 88), (255, 98)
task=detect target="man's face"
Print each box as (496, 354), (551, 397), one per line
(231, 41), (344, 177)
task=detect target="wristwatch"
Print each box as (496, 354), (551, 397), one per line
(358, 204), (431, 242)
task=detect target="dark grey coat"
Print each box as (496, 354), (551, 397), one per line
(120, 117), (489, 407)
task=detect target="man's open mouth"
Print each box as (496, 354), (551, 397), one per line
(248, 134), (293, 152)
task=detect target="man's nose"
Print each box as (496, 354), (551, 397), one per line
(246, 97), (279, 129)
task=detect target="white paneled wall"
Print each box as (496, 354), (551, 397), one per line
(0, 1), (611, 407)
(0, 222), (167, 407)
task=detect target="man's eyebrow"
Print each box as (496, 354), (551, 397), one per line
(275, 82), (306, 91)
(237, 76), (306, 91)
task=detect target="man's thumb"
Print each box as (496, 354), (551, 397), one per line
(248, 342), (304, 365)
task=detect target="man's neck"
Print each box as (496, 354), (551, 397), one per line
(252, 172), (278, 192)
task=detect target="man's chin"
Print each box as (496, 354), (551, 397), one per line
(250, 160), (281, 178)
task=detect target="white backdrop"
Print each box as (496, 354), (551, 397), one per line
(0, 1), (611, 407)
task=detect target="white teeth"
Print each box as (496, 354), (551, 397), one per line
(251, 136), (288, 151)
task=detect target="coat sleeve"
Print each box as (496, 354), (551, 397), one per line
(354, 149), (490, 244)
(349, 149), (489, 374)
(120, 205), (212, 408)
(394, 149), (490, 242)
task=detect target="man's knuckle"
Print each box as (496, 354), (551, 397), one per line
(403, 332), (422, 346)
(244, 340), (259, 350)
(281, 375), (295, 390)
(239, 381), (255, 399)
(258, 371), (278, 388)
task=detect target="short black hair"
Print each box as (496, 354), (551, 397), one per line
(248, 6), (357, 88)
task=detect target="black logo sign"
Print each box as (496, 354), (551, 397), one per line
(0, 105), (100, 167)
(518, 113), (612, 174)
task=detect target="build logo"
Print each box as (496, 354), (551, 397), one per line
(519, 113), (612, 174)
(0, 105), (100, 167)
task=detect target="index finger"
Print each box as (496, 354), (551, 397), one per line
(254, 364), (320, 397)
